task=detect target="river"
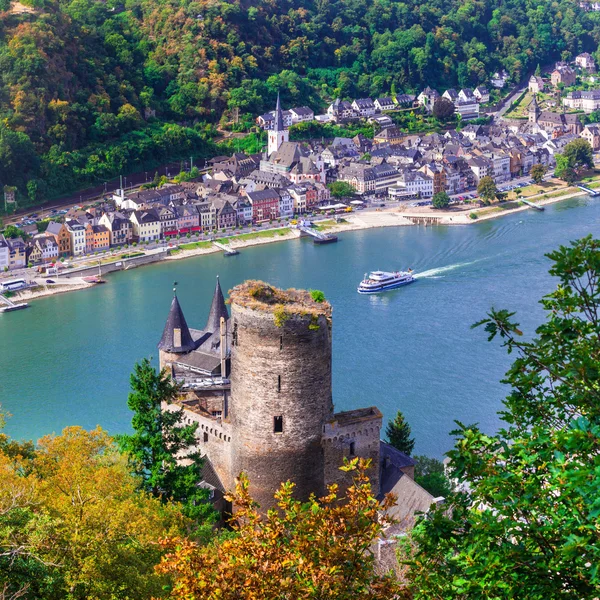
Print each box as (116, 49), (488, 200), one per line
(1, 196), (599, 457)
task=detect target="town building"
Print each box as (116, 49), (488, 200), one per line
(374, 97), (396, 112)
(65, 219), (86, 255)
(417, 87), (440, 112)
(581, 124), (600, 150)
(351, 98), (377, 117)
(562, 89), (600, 113)
(45, 222), (72, 257)
(551, 65), (576, 87)
(575, 52), (596, 72)
(130, 210), (161, 242)
(246, 189), (281, 222)
(0, 235), (8, 271)
(288, 106), (315, 124)
(473, 86), (490, 103)
(528, 76), (545, 94)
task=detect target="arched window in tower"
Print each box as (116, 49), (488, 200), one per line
(274, 415), (283, 433)
(349, 441), (356, 456)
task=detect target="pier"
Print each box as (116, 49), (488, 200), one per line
(297, 226), (338, 244)
(0, 294), (28, 313)
(213, 241), (239, 256)
(521, 199), (545, 211)
(577, 185), (600, 197)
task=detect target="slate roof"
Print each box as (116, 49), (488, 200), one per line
(206, 276), (229, 334)
(158, 293), (196, 353)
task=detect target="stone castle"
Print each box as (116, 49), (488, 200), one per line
(158, 278), (435, 522)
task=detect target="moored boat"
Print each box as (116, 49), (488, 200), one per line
(357, 269), (415, 294)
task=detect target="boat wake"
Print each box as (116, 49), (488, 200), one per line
(415, 260), (481, 279)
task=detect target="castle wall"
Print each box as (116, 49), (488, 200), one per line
(163, 402), (233, 491)
(229, 302), (333, 509)
(323, 408), (382, 494)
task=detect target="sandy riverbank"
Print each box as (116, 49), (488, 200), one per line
(8, 278), (97, 303)
(5, 187), (590, 305)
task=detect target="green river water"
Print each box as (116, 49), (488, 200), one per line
(2, 196), (599, 457)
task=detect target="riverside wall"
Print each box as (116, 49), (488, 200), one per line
(57, 249), (169, 278)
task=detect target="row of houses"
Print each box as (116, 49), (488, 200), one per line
(416, 86), (489, 120)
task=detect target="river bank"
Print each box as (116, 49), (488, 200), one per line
(4, 186), (589, 304)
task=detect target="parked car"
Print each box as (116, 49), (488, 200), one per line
(45, 279), (55, 284)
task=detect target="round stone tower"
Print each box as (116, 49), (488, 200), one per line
(228, 281), (333, 509)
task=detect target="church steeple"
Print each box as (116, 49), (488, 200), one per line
(206, 276), (229, 333)
(268, 92), (289, 156)
(158, 284), (196, 353)
(528, 93), (540, 124)
(274, 92), (284, 132)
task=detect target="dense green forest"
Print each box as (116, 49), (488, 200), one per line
(0, 0), (599, 205)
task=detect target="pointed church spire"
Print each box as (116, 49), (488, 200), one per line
(274, 91), (284, 132)
(158, 284), (196, 353)
(206, 276), (229, 333)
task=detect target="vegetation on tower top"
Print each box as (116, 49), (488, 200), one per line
(229, 280), (332, 319)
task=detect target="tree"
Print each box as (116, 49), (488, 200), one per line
(555, 153), (577, 183)
(406, 236), (600, 599)
(535, 63), (541, 76)
(157, 460), (408, 600)
(385, 410), (415, 455)
(118, 359), (217, 538)
(530, 163), (547, 184)
(477, 175), (497, 204)
(2, 225), (26, 239)
(412, 455), (452, 498)
(432, 97), (455, 121)
(0, 421), (186, 600)
(327, 180), (356, 199)
(562, 138), (594, 172)
(432, 191), (450, 209)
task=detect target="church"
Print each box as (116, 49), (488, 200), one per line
(258, 94), (326, 184)
(528, 94), (583, 136)
(158, 277), (437, 526)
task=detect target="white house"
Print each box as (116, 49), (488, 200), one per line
(575, 52), (596, 72)
(473, 86), (490, 103)
(65, 219), (86, 256)
(277, 188), (294, 217)
(289, 106), (315, 124)
(352, 98), (377, 117)
(395, 170), (434, 197)
(374, 97), (396, 112)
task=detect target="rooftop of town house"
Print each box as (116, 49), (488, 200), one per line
(229, 280), (332, 318)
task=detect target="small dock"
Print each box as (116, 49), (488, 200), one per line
(521, 199), (545, 211)
(0, 294), (28, 313)
(577, 185), (600, 197)
(298, 226), (338, 244)
(213, 241), (239, 256)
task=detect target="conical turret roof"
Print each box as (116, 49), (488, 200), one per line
(206, 276), (229, 333)
(158, 293), (196, 353)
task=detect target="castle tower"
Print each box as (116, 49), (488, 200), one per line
(528, 93), (540, 124)
(228, 281), (333, 509)
(158, 286), (196, 370)
(267, 93), (289, 156)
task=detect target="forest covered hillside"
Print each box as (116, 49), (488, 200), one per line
(0, 0), (599, 202)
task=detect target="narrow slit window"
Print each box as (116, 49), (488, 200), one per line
(349, 441), (356, 456)
(274, 416), (283, 433)
(232, 323), (238, 346)
(277, 375), (281, 393)
(280, 334), (283, 350)
(203, 432), (209, 443)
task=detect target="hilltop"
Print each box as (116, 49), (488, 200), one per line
(0, 0), (599, 204)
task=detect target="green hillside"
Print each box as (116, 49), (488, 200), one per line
(0, 0), (599, 204)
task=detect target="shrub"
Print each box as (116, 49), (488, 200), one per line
(310, 289), (326, 303)
(469, 212), (478, 220)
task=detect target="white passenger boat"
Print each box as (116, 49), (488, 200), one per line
(357, 269), (415, 294)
